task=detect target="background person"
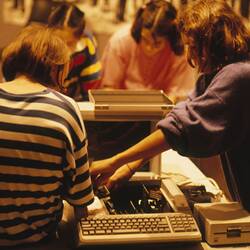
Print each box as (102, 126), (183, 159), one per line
(48, 3), (101, 101)
(0, 24), (94, 247)
(100, 0), (196, 103)
(90, 0), (250, 212)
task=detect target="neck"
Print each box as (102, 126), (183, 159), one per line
(0, 75), (47, 94)
(13, 75), (41, 84)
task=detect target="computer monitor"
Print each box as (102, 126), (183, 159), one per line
(78, 89), (173, 174)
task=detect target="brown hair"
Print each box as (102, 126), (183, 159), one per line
(48, 3), (85, 39)
(178, 0), (250, 73)
(2, 24), (70, 87)
(131, 0), (184, 55)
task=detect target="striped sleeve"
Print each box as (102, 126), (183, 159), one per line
(56, 95), (94, 206)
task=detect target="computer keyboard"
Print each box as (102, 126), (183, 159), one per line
(78, 212), (202, 245)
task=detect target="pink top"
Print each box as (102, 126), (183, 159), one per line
(100, 25), (197, 102)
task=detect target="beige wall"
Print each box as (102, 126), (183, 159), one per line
(0, 1), (23, 50)
(0, 1), (24, 81)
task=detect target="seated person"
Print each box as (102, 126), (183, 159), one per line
(48, 3), (101, 101)
(0, 24), (94, 247)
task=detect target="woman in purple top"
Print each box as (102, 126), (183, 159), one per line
(90, 0), (250, 212)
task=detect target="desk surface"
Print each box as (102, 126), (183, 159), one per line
(17, 239), (249, 250)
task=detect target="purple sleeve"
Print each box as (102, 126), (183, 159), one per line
(157, 63), (250, 157)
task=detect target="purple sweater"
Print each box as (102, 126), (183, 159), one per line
(157, 61), (250, 211)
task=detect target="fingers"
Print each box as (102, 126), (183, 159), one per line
(90, 161), (132, 191)
(106, 169), (129, 190)
(89, 162), (101, 176)
(106, 177), (117, 190)
(92, 172), (112, 188)
(92, 172), (121, 191)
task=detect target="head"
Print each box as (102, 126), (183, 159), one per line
(2, 24), (71, 89)
(48, 3), (85, 51)
(131, 0), (183, 56)
(178, 0), (250, 74)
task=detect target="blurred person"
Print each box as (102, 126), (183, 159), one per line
(100, 0), (196, 104)
(90, 0), (250, 212)
(48, 3), (101, 101)
(0, 24), (94, 247)
(116, 0), (127, 22)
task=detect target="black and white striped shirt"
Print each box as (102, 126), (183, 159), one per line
(0, 87), (94, 246)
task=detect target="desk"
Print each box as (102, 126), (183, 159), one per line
(75, 243), (250, 250)
(15, 240), (248, 250)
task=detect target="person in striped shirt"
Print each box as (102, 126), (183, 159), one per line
(48, 3), (102, 101)
(0, 23), (94, 247)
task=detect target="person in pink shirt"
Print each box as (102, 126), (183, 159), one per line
(100, 0), (197, 103)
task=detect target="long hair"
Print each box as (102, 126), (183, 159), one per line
(2, 24), (70, 87)
(131, 0), (184, 55)
(178, 0), (250, 73)
(48, 3), (85, 39)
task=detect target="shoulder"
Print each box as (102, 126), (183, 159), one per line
(207, 61), (250, 103)
(73, 30), (98, 54)
(83, 30), (98, 47)
(110, 24), (131, 39)
(108, 24), (135, 48)
(216, 61), (250, 80)
(50, 90), (80, 112)
(212, 62), (250, 89)
(83, 29), (96, 40)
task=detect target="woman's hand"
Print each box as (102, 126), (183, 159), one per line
(90, 158), (117, 188)
(104, 164), (135, 190)
(90, 159), (135, 190)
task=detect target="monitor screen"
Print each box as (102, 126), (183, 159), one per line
(85, 120), (151, 171)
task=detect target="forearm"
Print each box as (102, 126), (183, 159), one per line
(126, 158), (148, 173)
(112, 129), (170, 169)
